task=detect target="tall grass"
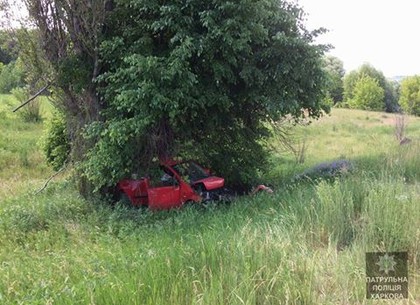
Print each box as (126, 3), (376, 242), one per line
(0, 94), (52, 185)
(0, 106), (419, 304)
(0, 147), (418, 304)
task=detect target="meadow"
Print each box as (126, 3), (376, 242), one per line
(0, 94), (419, 304)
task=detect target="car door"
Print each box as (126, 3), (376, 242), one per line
(147, 185), (181, 210)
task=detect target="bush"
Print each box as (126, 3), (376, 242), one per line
(42, 112), (70, 171)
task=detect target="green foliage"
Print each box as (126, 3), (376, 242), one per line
(57, 54), (92, 94)
(180, 125), (271, 188)
(0, 29), (19, 64)
(0, 58), (25, 93)
(358, 64), (399, 112)
(384, 78), (400, 112)
(11, 87), (43, 122)
(343, 63), (399, 112)
(399, 75), (420, 116)
(0, 29), (50, 96)
(85, 0), (329, 190)
(14, 28), (52, 92)
(342, 70), (358, 105)
(348, 75), (385, 111)
(323, 55), (344, 103)
(42, 112), (71, 171)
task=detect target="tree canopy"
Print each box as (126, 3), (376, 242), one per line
(24, 0), (329, 193)
(343, 64), (398, 112)
(348, 75), (384, 111)
(323, 55), (344, 104)
(399, 75), (420, 116)
(0, 30), (19, 64)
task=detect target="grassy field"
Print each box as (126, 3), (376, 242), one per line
(0, 94), (419, 304)
(0, 94), (53, 199)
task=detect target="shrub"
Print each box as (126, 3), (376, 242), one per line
(42, 112), (70, 171)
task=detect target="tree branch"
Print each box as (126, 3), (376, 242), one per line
(12, 83), (51, 113)
(34, 162), (67, 195)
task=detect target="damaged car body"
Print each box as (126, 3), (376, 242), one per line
(116, 159), (231, 210)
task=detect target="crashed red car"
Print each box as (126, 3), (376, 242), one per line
(116, 159), (230, 210)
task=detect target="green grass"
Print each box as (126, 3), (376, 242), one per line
(268, 109), (420, 181)
(0, 102), (419, 304)
(0, 94), (53, 200)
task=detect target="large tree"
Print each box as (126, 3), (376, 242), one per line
(348, 75), (384, 111)
(24, 0), (328, 193)
(343, 63), (399, 112)
(84, 0), (329, 190)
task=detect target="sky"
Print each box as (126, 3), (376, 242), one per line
(297, 0), (420, 78)
(3, 0), (419, 78)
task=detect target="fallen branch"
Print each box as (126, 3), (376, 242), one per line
(13, 83), (51, 113)
(34, 163), (67, 195)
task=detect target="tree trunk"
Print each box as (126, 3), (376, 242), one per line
(24, 0), (109, 197)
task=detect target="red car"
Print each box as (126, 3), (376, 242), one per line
(116, 160), (229, 210)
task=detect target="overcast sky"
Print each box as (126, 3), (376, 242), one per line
(298, 0), (420, 77)
(3, 0), (419, 78)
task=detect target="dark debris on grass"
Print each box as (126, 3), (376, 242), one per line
(293, 159), (354, 182)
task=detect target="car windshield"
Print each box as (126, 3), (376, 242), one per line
(171, 161), (210, 183)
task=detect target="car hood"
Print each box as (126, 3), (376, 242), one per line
(194, 176), (225, 190)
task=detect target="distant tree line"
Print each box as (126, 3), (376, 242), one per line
(0, 28), (48, 95)
(322, 56), (420, 116)
(0, 29), (25, 93)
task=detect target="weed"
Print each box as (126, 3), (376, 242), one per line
(394, 113), (407, 143)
